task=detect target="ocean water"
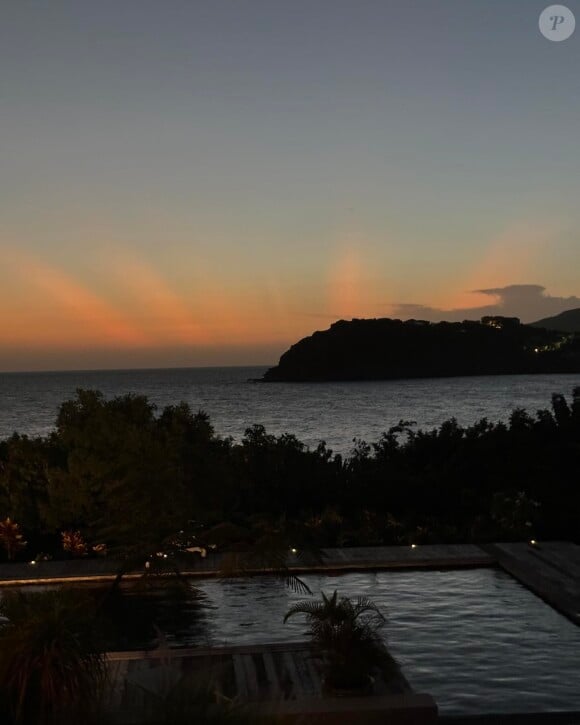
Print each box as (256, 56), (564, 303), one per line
(0, 367), (579, 455)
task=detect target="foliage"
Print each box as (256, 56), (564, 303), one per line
(284, 590), (391, 689)
(1, 386), (580, 562)
(47, 390), (230, 559)
(491, 491), (541, 538)
(0, 434), (58, 538)
(61, 529), (88, 557)
(0, 588), (109, 725)
(0, 517), (27, 561)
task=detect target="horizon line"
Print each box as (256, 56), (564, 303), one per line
(0, 363), (274, 376)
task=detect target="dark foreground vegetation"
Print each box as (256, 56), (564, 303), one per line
(0, 588), (261, 725)
(1, 386), (579, 565)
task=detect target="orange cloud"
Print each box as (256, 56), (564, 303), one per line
(104, 249), (302, 347)
(327, 246), (364, 318)
(0, 249), (147, 348)
(0, 240), (385, 359)
(106, 254), (209, 345)
(439, 220), (559, 311)
(326, 242), (383, 320)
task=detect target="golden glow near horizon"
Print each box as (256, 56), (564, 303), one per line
(0, 214), (575, 372)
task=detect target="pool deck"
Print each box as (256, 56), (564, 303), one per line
(482, 541), (580, 627)
(106, 641), (438, 724)
(0, 543), (494, 586)
(1, 541), (579, 626)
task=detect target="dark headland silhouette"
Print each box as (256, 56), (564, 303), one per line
(530, 307), (580, 333)
(262, 314), (580, 382)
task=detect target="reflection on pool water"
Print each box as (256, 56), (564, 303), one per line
(190, 567), (580, 715)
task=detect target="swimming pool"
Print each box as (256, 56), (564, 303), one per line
(4, 567), (580, 714)
(188, 567), (580, 715)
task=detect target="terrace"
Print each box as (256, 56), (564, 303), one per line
(1, 541), (580, 721)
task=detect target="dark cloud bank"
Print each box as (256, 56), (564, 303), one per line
(392, 285), (580, 324)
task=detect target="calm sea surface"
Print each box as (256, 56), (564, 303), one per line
(1, 368), (579, 455)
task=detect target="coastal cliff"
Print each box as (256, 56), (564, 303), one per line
(262, 316), (580, 382)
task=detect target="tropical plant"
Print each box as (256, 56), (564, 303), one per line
(0, 517), (26, 560)
(284, 590), (392, 691)
(61, 529), (88, 557)
(491, 490), (541, 538)
(0, 588), (109, 724)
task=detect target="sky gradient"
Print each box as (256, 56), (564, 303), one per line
(1, 0), (579, 371)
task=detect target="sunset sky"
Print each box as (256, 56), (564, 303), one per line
(1, 0), (579, 371)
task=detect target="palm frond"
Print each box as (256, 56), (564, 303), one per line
(283, 601), (324, 623)
(218, 548), (311, 594)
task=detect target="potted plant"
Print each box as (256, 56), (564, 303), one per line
(284, 590), (391, 695)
